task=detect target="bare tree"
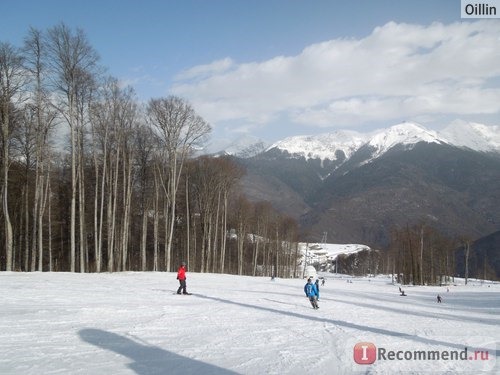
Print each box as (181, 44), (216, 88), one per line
(252, 202), (273, 276)
(233, 195), (251, 275)
(134, 124), (154, 271)
(46, 23), (99, 272)
(16, 105), (36, 271)
(216, 158), (244, 273)
(188, 156), (243, 273)
(23, 27), (57, 271)
(0, 42), (26, 271)
(89, 78), (137, 272)
(146, 96), (210, 271)
(117, 87), (138, 271)
(278, 216), (299, 278)
(463, 238), (471, 285)
(420, 225), (425, 285)
(89, 81), (110, 272)
(190, 156), (218, 272)
(152, 161), (161, 271)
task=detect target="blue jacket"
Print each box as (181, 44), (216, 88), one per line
(304, 282), (318, 298)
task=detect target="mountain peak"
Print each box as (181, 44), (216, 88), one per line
(441, 120), (500, 153)
(367, 122), (448, 158)
(267, 122), (452, 163)
(210, 135), (269, 158)
(220, 121), (499, 161)
(268, 130), (367, 161)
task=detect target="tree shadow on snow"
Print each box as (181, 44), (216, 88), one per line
(79, 328), (237, 375)
(194, 294), (500, 359)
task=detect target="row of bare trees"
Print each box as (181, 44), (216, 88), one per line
(0, 24), (300, 276)
(385, 224), (459, 285)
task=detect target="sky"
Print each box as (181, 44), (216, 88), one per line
(2, 0), (500, 150)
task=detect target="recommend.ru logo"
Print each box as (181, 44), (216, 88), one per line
(352, 337), (496, 373)
(353, 342), (377, 364)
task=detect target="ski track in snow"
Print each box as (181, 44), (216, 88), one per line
(0, 272), (499, 374)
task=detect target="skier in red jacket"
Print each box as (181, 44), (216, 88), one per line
(176, 262), (190, 295)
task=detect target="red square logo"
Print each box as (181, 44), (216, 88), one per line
(353, 342), (377, 364)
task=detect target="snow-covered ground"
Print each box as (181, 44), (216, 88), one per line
(0, 272), (498, 374)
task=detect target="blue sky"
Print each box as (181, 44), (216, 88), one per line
(2, 0), (500, 149)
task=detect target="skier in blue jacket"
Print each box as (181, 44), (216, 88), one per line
(304, 278), (319, 309)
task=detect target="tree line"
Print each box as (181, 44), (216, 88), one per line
(0, 24), (300, 276)
(383, 224), (456, 285)
(383, 223), (498, 285)
(316, 223), (497, 284)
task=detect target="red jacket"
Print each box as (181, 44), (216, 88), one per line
(177, 266), (186, 281)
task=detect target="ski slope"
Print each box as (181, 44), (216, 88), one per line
(0, 272), (498, 374)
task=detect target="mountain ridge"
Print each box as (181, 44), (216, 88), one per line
(229, 121), (500, 278)
(267, 121), (500, 163)
(235, 126), (500, 247)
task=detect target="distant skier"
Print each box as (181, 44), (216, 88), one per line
(304, 278), (319, 309)
(176, 261), (190, 295)
(321, 278), (325, 287)
(437, 294), (442, 303)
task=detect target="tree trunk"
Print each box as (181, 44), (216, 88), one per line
(2, 104), (14, 271)
(220, 191), (228, 273)
(153, 173), (160, 271)
(464, 241), (470, 285)
(141, 205), (148, 271)
(185, 177), (190, 269)
(121, 154), (133, 271)
(211, 191), (221, 273)
(78, 127), (86, 273)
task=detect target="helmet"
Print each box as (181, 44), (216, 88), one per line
(180, 261), (186, 266)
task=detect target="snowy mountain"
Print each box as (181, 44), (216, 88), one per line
(268, 122), (449, 160)
(267, 121), (500, 164)
(269, 130), (367, 161)
(236, 120), (500, 249)
(213, 121), (499, 161)
(365, 122), (449, 159)
(266, 121), (499, 164)
(209, 135), (269, 158)
(224, 138), (268, 158)
(441, 120), (500, 153)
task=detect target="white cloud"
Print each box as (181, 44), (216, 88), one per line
(171, 21), (500, 132)
(175, 58), (234, 81)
